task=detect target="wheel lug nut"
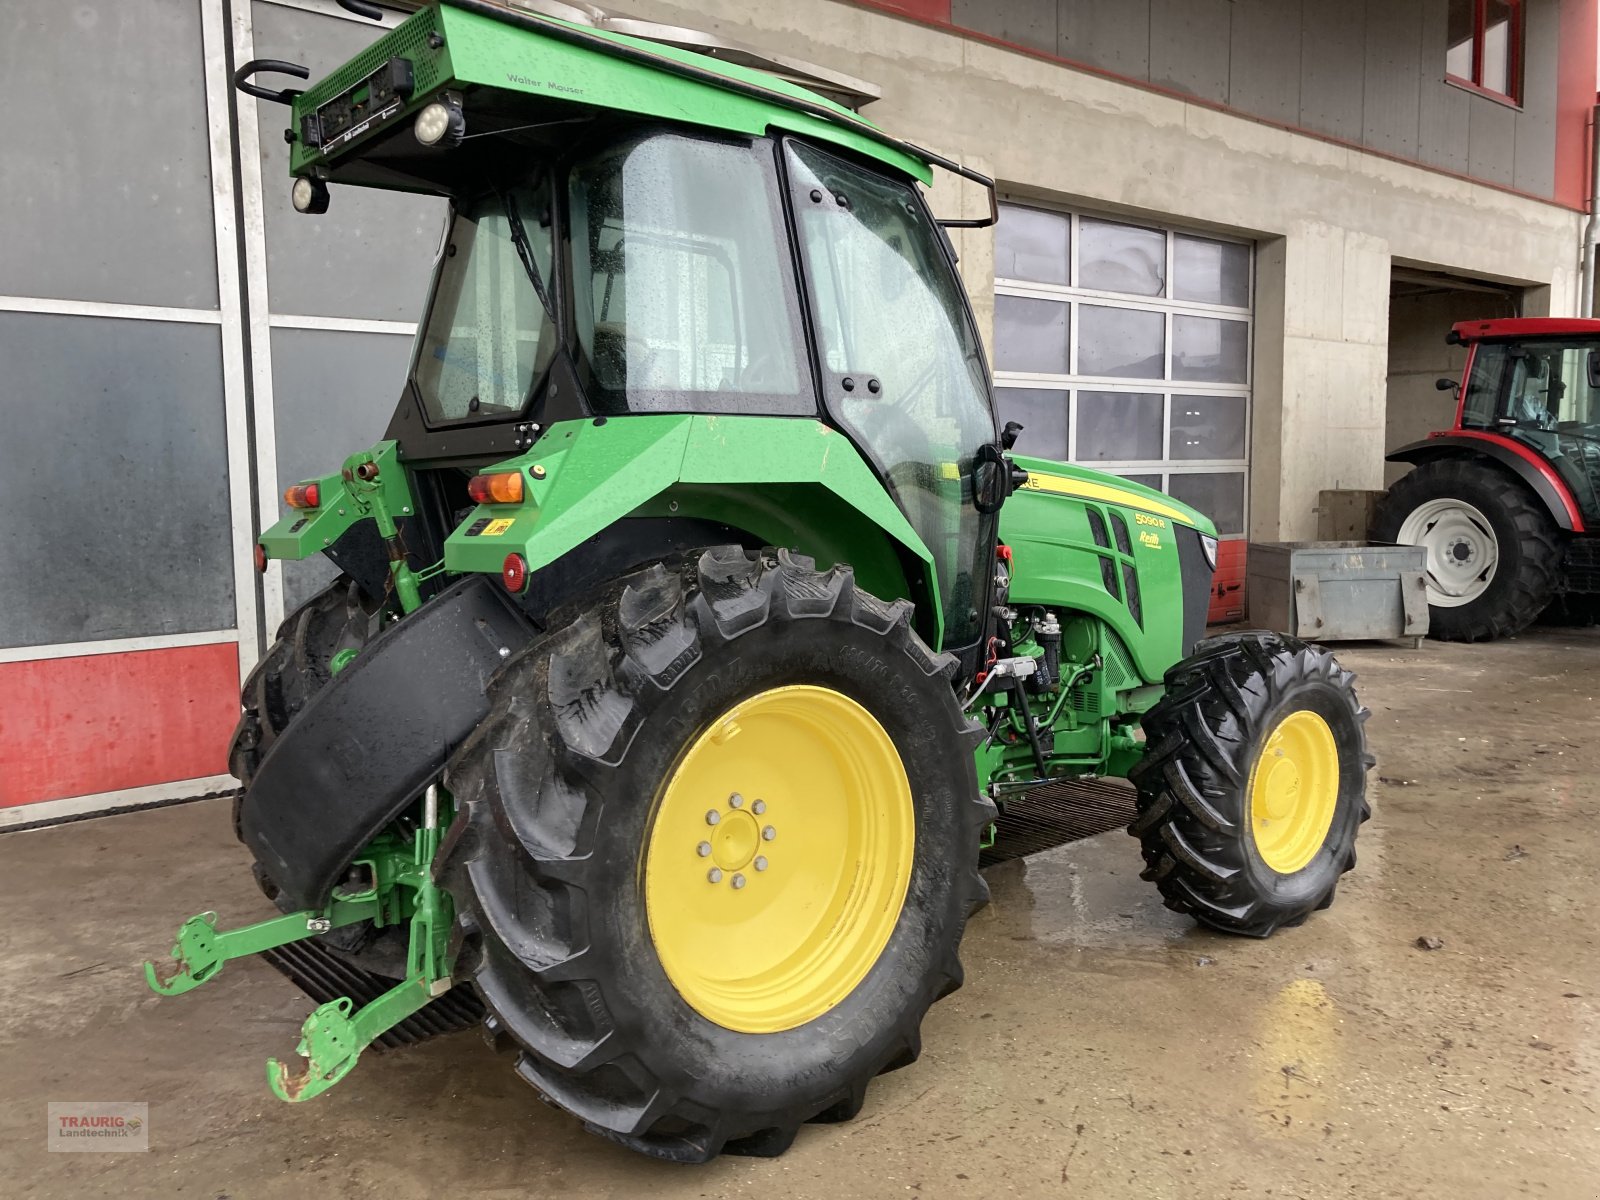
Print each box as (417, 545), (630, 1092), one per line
(752, 799), (766, 815)
(731, 874), (746, 889)
(729, 793), (744, 808)
(705, 810), (721, 826)
(696, 842), (712, 857)
(762, 825), (776, 841)
(707, 868), (723, 883)
(754, 856), (768, 871)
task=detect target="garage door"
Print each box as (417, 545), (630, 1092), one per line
(990, 203), (1251, 622)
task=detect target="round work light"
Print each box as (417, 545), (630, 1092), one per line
(414, 101), (465, 147)
(290, 176), (329, 214)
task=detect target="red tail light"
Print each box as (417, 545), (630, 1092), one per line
(468, 471), (524, 505)
(254, 543), (268, 573)
(502, 553), (529, 594)
(284, 482), (320, 509)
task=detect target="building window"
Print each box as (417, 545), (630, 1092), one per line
(992, 204), (1253, 539)
(1446, 0), (1521, 104)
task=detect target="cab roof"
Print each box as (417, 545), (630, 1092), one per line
(1452, 317), (1600, 342)
(291, 0), (934, 183)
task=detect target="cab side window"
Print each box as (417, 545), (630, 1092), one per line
(568, 134), (809, 415)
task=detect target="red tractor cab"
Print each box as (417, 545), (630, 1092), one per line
(1373, 317), (1600, 641)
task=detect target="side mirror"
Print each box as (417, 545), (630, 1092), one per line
(1587, 351), (1600, 390)
(1000, 420), (1023, 451)
(1435, 377), (1459, 392)
(973, 443), (1007, 514)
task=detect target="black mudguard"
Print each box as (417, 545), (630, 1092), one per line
(239, 575), (536, 911)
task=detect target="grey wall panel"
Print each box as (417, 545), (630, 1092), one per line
(1362, 0), (1424, 158)
(253, 4), (446, 322)
(968, 0), (1561, 199)
(1417, 0), (1471, 173)
(0, 314), (234, 647)
(1514, 0), (1559, 196)
(1227, 0), (1302, 124)
(1467, 97), (1517, 186)
(1147, 0), (1232, 103)
(268, 327), (415, 611)
(0, 0), (219, 310)
(1298, 0), (1367, 140)
(1418, 83), (1472, 172)
(954, 0), (1058, 55)
(1058, 0), (1150, 78)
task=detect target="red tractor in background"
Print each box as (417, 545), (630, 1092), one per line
(1373, 318), (1600, 641)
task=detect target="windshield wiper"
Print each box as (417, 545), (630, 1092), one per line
(500, 189), (554, 321)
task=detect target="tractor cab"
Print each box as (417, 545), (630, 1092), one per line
(247, 0), (1005, 658)
(1455, 327), (1600, 524)
(396, 128), (1001, 647)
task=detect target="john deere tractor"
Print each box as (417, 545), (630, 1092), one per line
(146, 0), (1372, 1162)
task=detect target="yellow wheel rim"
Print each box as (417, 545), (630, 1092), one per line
(644, 685), (914, 1034)
(1247, 710), (1340, 875)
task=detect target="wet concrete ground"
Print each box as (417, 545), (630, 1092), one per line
(3, 627), (1597, 1198)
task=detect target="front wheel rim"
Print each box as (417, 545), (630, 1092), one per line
(1248, 710), (1340, 875)
(1397, 497), (1499, 607)
(644, 685), (915, 1034)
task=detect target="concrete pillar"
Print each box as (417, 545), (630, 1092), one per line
(1254, 223), (1391, 541)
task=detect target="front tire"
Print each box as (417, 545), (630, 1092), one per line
(1371, 459), (1561, 641)
(440, 547), (993, 1161)
(1128, 632), (1372, 938)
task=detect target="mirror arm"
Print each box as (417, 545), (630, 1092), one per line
(1006, 461), (1030, 496)
(910, 145), (998, 229)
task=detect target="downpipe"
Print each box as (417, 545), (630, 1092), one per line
(1581, 104), (1600, 319)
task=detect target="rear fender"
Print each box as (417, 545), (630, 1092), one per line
(443, 415), (944, 644)
(1387, 434), (1583, 532)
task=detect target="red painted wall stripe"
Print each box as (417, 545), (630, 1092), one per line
(0, 642), (239, 808)
(1554, 0), (1598, 211)
(856, 0), (949, 21)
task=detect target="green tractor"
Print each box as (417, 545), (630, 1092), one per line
(146, 0), (1372, 1161)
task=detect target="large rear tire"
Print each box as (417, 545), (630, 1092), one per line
(439, 547), (992, 1161)
(1371, 459), (1561, 641)
(1128, 632), (1372, 938)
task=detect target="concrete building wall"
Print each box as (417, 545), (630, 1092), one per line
(945, 0), (1563, 198)
(620, 0), (1586, 540)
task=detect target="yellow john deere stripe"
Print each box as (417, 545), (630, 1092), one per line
(1020, 471), (1199, 527)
